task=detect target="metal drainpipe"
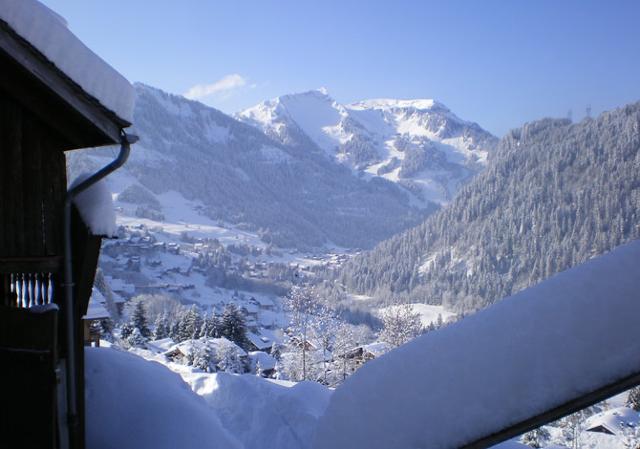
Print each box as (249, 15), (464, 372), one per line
(62, 130), (137, 434)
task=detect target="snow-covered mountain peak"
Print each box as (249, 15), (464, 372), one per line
(349, 98), (446, 112)
(238, 91), (498, 205)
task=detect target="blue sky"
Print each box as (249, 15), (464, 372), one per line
(41, 0), (640, 136)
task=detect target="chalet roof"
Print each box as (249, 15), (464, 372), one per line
(0, 0), (134, 148)
(248, 351), (277, 371)
(247, 332), (273, 351)
(82, 287), (110, 320)
(585, 406), (639, 436)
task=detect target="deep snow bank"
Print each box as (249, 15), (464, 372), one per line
(180, 371), (331, 449)
(85, 348), (241, 449)
(313, 240), (640, 449)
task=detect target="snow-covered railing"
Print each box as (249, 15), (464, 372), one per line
(0, 256), (61, 308)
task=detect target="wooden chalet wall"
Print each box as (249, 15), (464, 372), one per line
(0, 89), (67, 254)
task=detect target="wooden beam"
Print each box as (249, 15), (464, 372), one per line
(0, 256), (62, 273)
(460, 371), (640, 449)
(0, 20), (129, 149)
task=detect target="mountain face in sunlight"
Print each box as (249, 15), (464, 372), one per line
(238, 89), (497, 206)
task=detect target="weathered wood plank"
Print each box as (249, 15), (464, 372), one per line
(5, 99), (23, 256)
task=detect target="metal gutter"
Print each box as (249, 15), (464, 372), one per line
(61, 131), (137, 439)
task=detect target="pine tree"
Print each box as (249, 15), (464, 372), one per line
(127, 327), (147, 348)
(120, 321), (134, 340)
(130, 301), (151, 338)
(179, 306), (203, 341)
(153, 312), (170, 340)
(199, 312), (221, 338)
(169, 319), (181, 342)
(220, 304), (247, 347)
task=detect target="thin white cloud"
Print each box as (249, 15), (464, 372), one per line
(184, 74), (248, 100)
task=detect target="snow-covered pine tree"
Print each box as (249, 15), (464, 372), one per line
(199, 312), (221, 338)
(169, 319), (181, 342)
(127, 327), (147, 348)
(220, 304), (247, 347)
(153, 312), (170, 340)
(130, 301), (151, 338)
(179, 306), (203, 341)
(120, 321), (134, 340)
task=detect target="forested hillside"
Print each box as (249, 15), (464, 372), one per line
(338, 102), (640, 312)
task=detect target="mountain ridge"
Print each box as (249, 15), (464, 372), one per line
(237, 89), (498, 205)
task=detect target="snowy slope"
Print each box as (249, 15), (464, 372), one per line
(313, 239), (640, 449)
(85, 347), (241, 449)
(238, 90), (497, 205)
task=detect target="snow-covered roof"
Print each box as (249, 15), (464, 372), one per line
(166, 337), (247, 357)
(0, 0), (134, 123)
(313, 240), (640, 449)
(361, 342), (391, 358)
(585, 406), (639, 435)
(83, 287), (110, 320)
(146, 338), (175, 354)
(71, 174), (117, 237)
(247, 332), (273, 351)
(248, 351), (277, 371)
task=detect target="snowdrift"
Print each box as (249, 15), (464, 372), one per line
(313, 240), (640, 449)
(85, 348), (241, 449)
(185, 372), (331, 449)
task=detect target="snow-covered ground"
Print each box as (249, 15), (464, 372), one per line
(378, 303), (454, 328)
(87, 346), (331, 449)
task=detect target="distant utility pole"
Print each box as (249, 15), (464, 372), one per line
(586, 104), (592, 119)
(567, 109), (573, 122)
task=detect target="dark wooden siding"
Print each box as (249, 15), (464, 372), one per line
(0, 91), (67, 258)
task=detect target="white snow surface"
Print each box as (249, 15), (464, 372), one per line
(313, 240), (640, 449)
(186, 371), (331, 449)
(83, 287), (110, 320)
(70, 173), (117, 237)
(378, 303), (454, 328)
(0, 0), (134, 122)
(85, 347), (242, 449)
(585, 406), (639, 434)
